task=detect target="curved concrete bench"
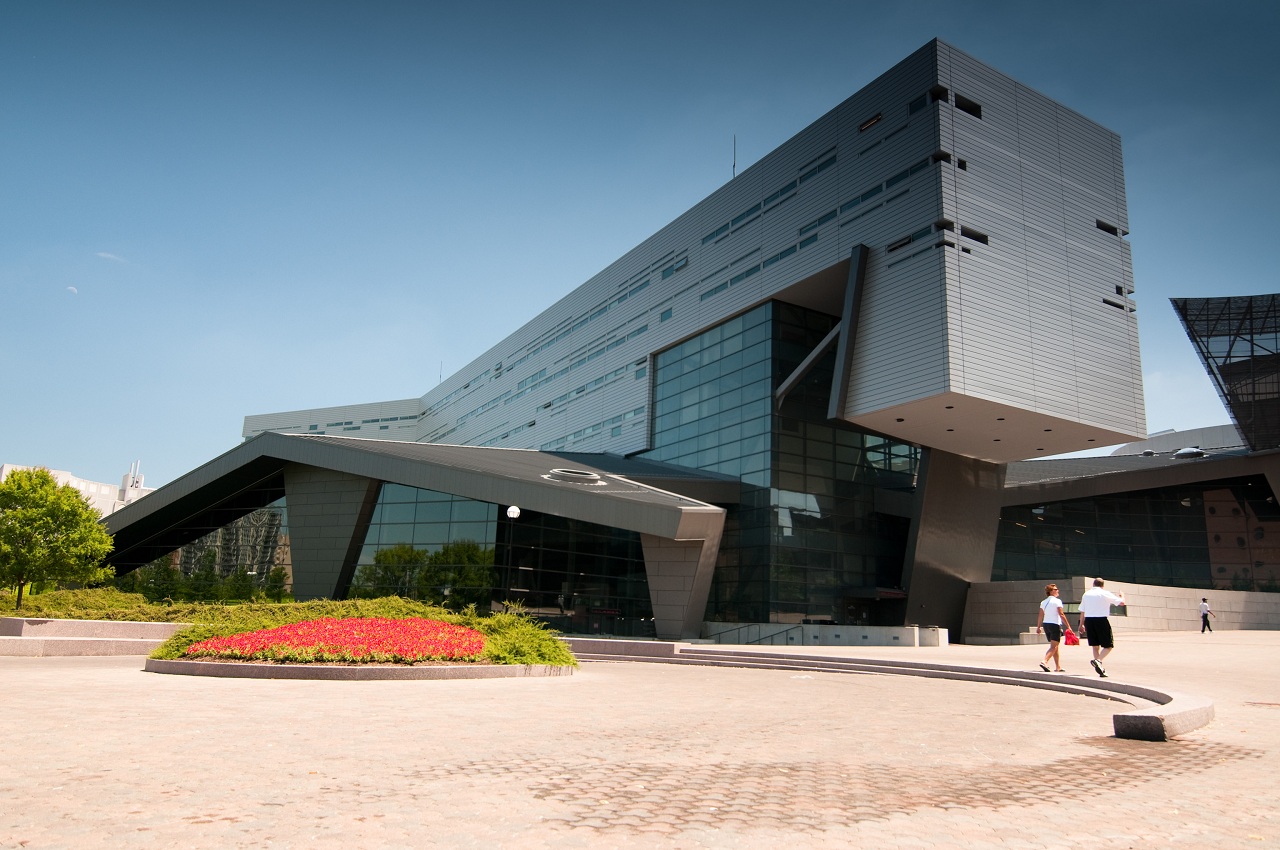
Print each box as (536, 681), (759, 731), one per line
(563, 638), (1213, 742)
(1108, 687), (1215, 741)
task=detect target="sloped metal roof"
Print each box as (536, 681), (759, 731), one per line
(105, 433), (731, 556)
(1005, 448), (1251, 487)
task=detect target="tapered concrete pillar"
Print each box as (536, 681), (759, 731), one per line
(902, 448), (1006, 634)
(640, 533), (720, 640)
(283, 464), (380, 600)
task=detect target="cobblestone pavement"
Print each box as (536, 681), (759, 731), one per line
(2, 631), (1277, 849)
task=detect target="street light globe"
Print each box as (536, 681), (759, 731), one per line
(506, 505), (521, 519)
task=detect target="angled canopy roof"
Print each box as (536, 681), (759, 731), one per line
(105, 433), (734, 568)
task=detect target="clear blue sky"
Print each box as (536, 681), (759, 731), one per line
(3, 1), (1278, 487)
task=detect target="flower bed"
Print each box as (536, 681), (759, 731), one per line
(183, 616), (486, 664)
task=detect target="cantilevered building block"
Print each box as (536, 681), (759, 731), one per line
(830, 42), (1144, 462)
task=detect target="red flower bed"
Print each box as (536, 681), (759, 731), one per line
(184, 617), (486, 664)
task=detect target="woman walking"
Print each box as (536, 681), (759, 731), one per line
(1035, 583), (1067, 672)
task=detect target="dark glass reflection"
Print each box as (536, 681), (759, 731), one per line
(994, 475), (1280, 592)
(350, 483), (655, 635)
(1173, 295), (1280, 451)
(642, 301), (918, 626)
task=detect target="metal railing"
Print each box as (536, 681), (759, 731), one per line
(704, 622), (805, 646)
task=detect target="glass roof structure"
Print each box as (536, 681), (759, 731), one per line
(1172, 295), (1280, 452)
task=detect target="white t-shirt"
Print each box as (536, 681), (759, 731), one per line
(1040, 596), (1065, 625)
(1080, 587), (1124, 617)
(1200, 601), (1211, 616)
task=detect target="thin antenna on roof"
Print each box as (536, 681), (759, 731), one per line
(439, 361), (443, 384)
(732, 134), (736, 179)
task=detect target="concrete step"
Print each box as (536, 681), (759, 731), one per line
(0, 617), (188, 640)
(0, 636), (167, 657)
(0, 617), (189, 657)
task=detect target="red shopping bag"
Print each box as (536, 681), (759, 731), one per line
(1063, 625), (1080, 646)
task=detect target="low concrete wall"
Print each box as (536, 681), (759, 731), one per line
(564, 638), (678, 658)
(0, 618), (189, 656)
(702, 622), (948, 647)
(0, 618), (188, 639)
(145, 659), (574, 680)
(962, 578), (1280, 642)
(0, 636), (167, 656)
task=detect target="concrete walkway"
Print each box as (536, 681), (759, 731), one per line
(1, 630), (1276, 848)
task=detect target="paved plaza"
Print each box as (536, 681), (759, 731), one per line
(2, 631), (1277, 849)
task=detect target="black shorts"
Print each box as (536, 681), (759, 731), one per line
(1043, 623), (1062, 643)
(1084, 617), (1114, 648)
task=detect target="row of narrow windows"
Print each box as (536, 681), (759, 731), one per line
(502, 277), (655, 377)
(699, 223), (827, 303)
(445, 85), (986, 425)
(701, 149), (838, 246)
(426, 84), (994, 439)
(883, 219), (989, 269)
(504, 325), (650, 408)
(539, 407), (645, 452)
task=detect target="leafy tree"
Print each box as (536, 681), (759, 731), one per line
(415, 540), (494, 608)
(222, 566), (256, 601)
(113, 567), (141, 595)
(264, 565), (290, 602)
(117, 557), (184, 601)
(186, 561), (220, 601)
(141, 559), (185, 602)
(0, 467), (114, 608)
(352, 543), (427, 598)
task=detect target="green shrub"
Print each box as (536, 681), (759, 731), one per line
(152, 598), (576, 667)
(3, 589), (577, 667)
(1, 587), (158, 620)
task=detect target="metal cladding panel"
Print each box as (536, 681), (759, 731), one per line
(399, 42), (946, 457)
(830, 43), (1144, 460)
(283, 464), (378, 601)
(242, 398), (421, 441)
(902, 448), (1008, 634)
(244, 40), (1143, 462)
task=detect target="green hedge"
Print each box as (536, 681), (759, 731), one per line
(3, 589), (577, 667)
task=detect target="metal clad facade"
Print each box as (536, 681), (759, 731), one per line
(246, 39), (1144, 464)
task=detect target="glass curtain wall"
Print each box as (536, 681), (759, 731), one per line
(643, 301), (917, 626)
(350, 483), (498, 606)
(349, 483), (654, 634)
(120, 488), (292, 601)
(170, 497), (291, 581)
(501, 510), (651, 637)
(994, 475), (1280, 592)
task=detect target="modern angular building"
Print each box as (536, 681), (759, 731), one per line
(979, 294), (1280, 605)
(107, 39), (1163, 639)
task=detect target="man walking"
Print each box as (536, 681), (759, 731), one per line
(1200, 597), (1216, 633)
(1078, 578), (1125, 677)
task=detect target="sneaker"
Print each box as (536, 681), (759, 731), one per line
(1091, 659), (1106, 677)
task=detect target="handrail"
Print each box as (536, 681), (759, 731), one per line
(704, 622), (805, 646)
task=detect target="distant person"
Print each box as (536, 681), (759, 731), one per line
(1078, 578), (1125, 677)
(1035, 583), (1067, 672)
(1200, 597), (1216, 633)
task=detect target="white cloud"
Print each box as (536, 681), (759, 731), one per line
(96, 252), (125, 262)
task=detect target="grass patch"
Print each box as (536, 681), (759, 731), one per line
(3, 588), (577, 667)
